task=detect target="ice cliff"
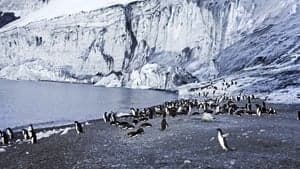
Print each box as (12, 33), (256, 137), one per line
(0, 0), (299, 99)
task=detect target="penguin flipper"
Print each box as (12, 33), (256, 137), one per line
(222, 133), (229, 138)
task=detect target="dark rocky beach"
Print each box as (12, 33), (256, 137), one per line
(0, 103), (299, 169)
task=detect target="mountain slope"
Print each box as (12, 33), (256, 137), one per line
(0, 0), (299, 102)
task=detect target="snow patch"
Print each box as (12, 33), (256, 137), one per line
(0, 148), (6, 153)
(201, 113), (215, 122)
(2, 0), (139, 31)
(95, 74), (122, 88)
(37, 128), (68, 140)
(60, 127), (74, 136)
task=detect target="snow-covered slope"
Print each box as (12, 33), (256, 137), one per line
(0, 0), (299, 103)
(1, 0), (139, 31)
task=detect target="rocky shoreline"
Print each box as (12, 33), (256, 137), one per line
(0, 101), (299, 169)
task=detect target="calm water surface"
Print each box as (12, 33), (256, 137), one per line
(0, 80), (177, 129)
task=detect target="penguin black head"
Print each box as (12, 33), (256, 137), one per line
(28, 124), (34, 131)
(216, 128), (222, 133)
(136, 128), (144, 134)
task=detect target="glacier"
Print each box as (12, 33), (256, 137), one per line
(0, 0), (299, 103)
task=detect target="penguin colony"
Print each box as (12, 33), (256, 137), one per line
(0, 79), (297, 152)
(0, 124), (37, 146)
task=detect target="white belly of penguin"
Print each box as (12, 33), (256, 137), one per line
(218, 133), (227, 150)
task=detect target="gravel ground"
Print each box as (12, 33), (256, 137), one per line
(0, 103), (299, 169)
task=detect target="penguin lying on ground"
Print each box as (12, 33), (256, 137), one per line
(127, 128), (144, 138)
(140, 123), (152, 128)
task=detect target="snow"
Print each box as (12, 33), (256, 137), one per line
(201, 113), (215, 122)
(37, 127), (75, 140)
(0, 148), (6, 153)
(94, 74), (122, 88)
(37, 128), (66, 140)
(60, 127), (74, 135)
(2, 0), (139, 31)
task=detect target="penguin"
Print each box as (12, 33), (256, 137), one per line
(148, 108), (154, 119)
(127, 128), (144, 138)
(161, 118), (168, 131)
(0, 130), (9, 145)
(103, 112), (109, 123)
(188, 104), (192, 116)
(192, 112), (200, 115)
(127, 131), (138, 138)
(127, 124), (135, 130)
(27, 125), (37, 144)
(132, 119), (139, 125)
(256, 107), (262, 117)
(22, 129), (29, 140)
(6, 128), (14, 140)
(136, 128), (144, 135)
(74, 121), (83, 134)
(298, 111), (300, 121)
(268, 108), (276, 115)
(110, 120), (120, 126)
(29, 130), (37, 144)
(216, 128), (231, 151)
(28, 124), (34, 133)
(247, 96), (251, 104)
(139, 117), (149, 122)
(110, 112), (117, 122)
(131, 108), (139, 117)
(118, 122), (131, 129)
(140, 123), (152, 128)
(215, 105), (221, 115)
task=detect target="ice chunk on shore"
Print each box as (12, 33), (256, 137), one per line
(0, 148), (6, 153)
(61, 127), (74, 135)
(201, 113), (215, 122)
(37, 128), (65, 140)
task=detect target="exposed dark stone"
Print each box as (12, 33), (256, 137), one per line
(0, 12), (20, 28)
(122, 5), (138, 72)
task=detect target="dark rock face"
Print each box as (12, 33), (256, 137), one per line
(0, 12), (20, 28)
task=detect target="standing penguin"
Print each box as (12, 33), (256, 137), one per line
(28, 124), (37, 144)
(148, 108), (154, 119)
(22, 129), (30, 140)
(216, 128), (231, 151)
(103, 112), (109, 123)
(298, 111), (300, 121)
(30, 130), (37, 144)
(75, 121), (83, 134)
(6, 128), (14, 141)
(161, 118), (168, 131)
(0, 130), (9, 145)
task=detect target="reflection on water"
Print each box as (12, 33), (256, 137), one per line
(0, 80), (177, 129)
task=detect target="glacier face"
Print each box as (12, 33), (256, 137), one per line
(0, 0), (299, 95)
